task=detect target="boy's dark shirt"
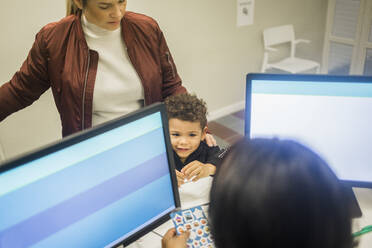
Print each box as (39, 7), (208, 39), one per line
(173, 141), (223, 171)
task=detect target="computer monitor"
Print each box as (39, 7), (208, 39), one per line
(0, 103), (180, 248)
(245, 73), (372, 217)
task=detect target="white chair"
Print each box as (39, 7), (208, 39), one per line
(261, 24), (320, 74)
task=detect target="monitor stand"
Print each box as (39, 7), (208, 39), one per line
(342, 185), (362, 218)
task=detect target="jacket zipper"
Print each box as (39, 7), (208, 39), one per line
(166, 52), (175, 79)
(82, 50), (91, 130)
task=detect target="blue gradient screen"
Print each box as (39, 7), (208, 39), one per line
(249, 79), (372, 183)
(0, 112), (176, 248)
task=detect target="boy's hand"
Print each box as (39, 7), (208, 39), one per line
(175, 170), (185, 187)
(162, 228), (189, 248)
(181, 161), (216, 182)
(204, 133), (217, 147)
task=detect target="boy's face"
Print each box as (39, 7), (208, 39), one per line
(169, 118), (207, 161)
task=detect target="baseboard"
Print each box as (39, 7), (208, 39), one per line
(208, 101), (245, 121)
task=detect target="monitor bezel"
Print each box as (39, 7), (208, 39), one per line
(245, 73), (372, 189)
(0, 102), (180, 247)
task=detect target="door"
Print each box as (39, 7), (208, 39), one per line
(358, 0), (372, 75)
(322, 0), (372, 75)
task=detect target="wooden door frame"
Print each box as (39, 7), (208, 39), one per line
(322, 0), (368, 74)
(355, 0), (372, 74)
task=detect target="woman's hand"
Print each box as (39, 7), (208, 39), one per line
(181, 161), (216, 182)
(204, 133), (217, 147)
(175, 170), (185, 187)
(162, 228), (189, 248)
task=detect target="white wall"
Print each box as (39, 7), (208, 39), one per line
(127, 0), (328, 115)
(0, 0), (328, 160)
(0, 1), (65, 159)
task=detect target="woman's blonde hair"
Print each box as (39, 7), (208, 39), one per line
(66, 0), (83, 16)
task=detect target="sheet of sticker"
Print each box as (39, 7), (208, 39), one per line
(170, 206), (214, 248)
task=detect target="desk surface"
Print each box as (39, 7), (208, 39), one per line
(127, 180), (372, 248)
(353, 188), (372, 247)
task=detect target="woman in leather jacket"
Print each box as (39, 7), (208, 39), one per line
(0, 0), (189, 138)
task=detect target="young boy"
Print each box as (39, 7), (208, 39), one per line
(165, 93), (223, 187)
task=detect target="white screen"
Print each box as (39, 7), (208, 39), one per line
(249, 79), (372, 183)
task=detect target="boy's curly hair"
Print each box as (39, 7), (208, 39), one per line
(165, 93), (208, 129)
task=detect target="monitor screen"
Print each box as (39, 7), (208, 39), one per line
(245, 73), (372, 188)
(0, 103), (180, 248)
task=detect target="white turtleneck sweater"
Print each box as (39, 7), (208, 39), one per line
(81, 15), (144, 127)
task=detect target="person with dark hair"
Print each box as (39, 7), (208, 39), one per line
(162, 138), (353, 248)
(165, 93), (223, 187)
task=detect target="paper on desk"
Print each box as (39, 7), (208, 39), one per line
(179, 177), (213, 209)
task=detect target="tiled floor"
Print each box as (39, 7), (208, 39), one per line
(208, 109), (245, 148)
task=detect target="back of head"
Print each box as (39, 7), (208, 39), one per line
(209, 138), (352, 248)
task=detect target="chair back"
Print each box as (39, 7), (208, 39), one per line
(263, 25), (295, 48)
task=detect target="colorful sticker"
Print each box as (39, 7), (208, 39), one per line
(183, 210), (194, 223)
(174, 214), (183, 224)
(170, 206), (214, 248)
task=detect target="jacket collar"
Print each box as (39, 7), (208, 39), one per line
(73, 11), (89, 50)
(122, 12), (135, 49)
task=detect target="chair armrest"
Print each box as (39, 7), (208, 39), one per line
(294, 39), (311, 44)
(264, 46), (278, 52)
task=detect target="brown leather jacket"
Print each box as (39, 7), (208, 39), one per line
(0, 12), (186, 137)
